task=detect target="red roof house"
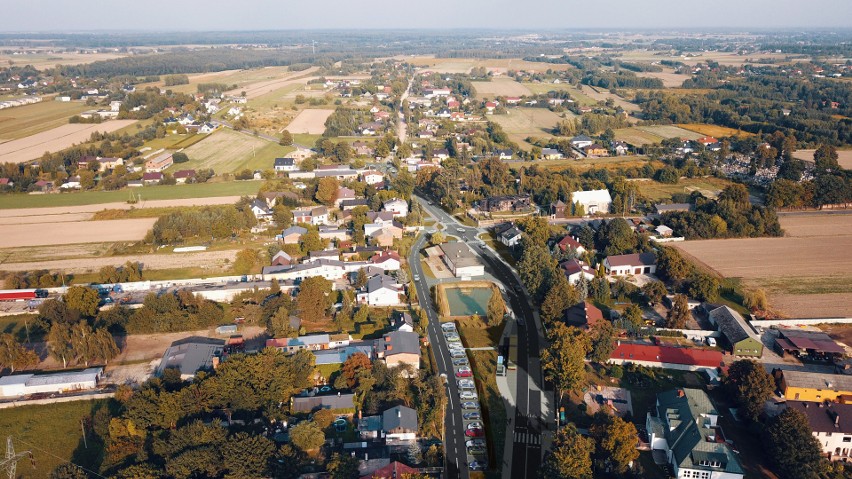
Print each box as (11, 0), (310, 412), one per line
(610, 342), (723, 369)
(360, 461), (419, 479)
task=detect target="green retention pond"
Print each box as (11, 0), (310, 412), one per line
(444, 287), (491, 316)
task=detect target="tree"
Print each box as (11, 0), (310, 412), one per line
(429, 231), (445, 246)
(588, 320), (616, 364)
(540, 273), (578, 324)
(289, 421), (325, 452)
(327, 452), (360, 479)
(313, 408), (335, 429)
(0, 334), (38, 372)
(744, 289), (768, 312)
(623, 304), (643, 331)
(813, 144), (840, 172)
(221, 432), (275, 478)
(316, 177), (339, 206)
(78, 170), (95, 189)
(688, 273), (720, 302)
(642, 280), (667, 305)
(665, 294), (690, 329)
(541, 425), (594, 479)
(518, 244), (557, 302)
(725, 359), (774, 422)
(656, 246), (692, 283)
(279, 130), (293, 146)
(272, 204), (292, 228)
(602, 218), (637, 255)
(763, 408), (826, 479)
(341, 352), (372, 388)
(233, 248), (260, 275)
(50, 463), (88, 479)
(297, 276), (334, 324)
(541, 324), (591, 405)
(172, 152), (189, 163)
(48, 322), (73, 368)
(486, 290), (505, 326)
(590, 412), (639, 474)
(64, 286), (100, 317)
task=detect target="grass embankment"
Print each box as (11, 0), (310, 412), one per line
(0, 180), (262, 209)
(0, 399), (114, 478)
(457, 317), (506, 476)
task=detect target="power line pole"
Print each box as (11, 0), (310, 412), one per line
(1, 437), (33, 479)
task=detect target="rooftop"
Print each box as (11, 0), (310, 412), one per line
(157, 337), (224, 377)
(439, 242), (481, 269)
(708, 305), (760, 345)
(782, 370), (852, 392)
(606, 252), (657, 267)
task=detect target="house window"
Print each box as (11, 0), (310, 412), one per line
(843, 437), (851, 443)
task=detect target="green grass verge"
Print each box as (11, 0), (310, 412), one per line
(0, 399), (113, 478)
(0, 313), (42, 343)
(0, 180), (262, 209)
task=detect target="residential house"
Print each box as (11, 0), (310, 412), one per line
(274, 157), (298, 172)
(499, 225), (523, 247)
(370, 251), (401, 271)
(173, 170), (196, 184)
(550, 200), (568, 219)
(495, 149), (513, 160)
(778, 370), (852, 403)
(357, 274), (402, 307)
(505, 96), (521, 105)
(646, 389), (744, 479)
(480, 194), (532, 212)
(32, 180), (53, 191)
(382, 405), (418, 442)
(308, 249), (341, 262)
(438, 242), (485, 278)
(655, 225), (674, 237)
(145, 152), (173, 172)
(541, 148), (563, 160)
(280, 226), (308, 244)
(265, 334), (351, 354)
(362, 170), (384, 185)
(706, 305), (763, 358)
(570, 189), (612, 215)
(571, 134), (594, 149)
(78, 156), (124, 172)
(787, 401), (852, 461)
(291, 392), (355, 413)
(370, 226), (403, 248)
(353, 141), (375, 157)
(271, 250), (293, 266)
(557, 235), (587, 255)
(156, 337), (224, 380)
(613, 141), (630, 156)
(375, 331), (420, 369)
(142, 172), (163, 185)
(0, 178), (12, 188)
(318, 226), (351, 242)
(383, 199), (408, 218)
(334, 187), (356, 208)
(560, 259), (595, 285)
(610, 343), (723, 371)
(60, 176), (81, 189)
(292, 206), (329, 226)
(564, 301), (604, 330)
(392, 311), (415, 333)
(604, 252), (657, 276)
(359, 461), (419, 479)
(583, 144), (609, 157)
(260, 191), (299, 208)
(250, 199), (273, 221)
(340, 198), (370, 210)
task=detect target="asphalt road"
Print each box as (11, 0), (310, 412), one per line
(413, 194), (547, 478)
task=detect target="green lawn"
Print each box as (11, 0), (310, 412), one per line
(635, 177), (734, 201)
(0, 180), (263, 209)
(0, 399), (113, 478)
(175, 129), (294, 174)
(520, 82), (598, 106)
(0, 313), (42, 343)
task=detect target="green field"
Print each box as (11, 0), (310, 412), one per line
(614, 127), (665, 147)
(490, 108), (570, 149)
(521, 82), (598, 106)
(176, 128), (294, 173)
(634, 177), (734, 201)
(637, 125), (703, 141)
(0, 180), (263, 209)
(0, 399), (112, 478)
(143, 132), (210, 151)
(0, 100), (89, 141)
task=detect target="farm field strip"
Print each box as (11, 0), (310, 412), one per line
(675, 123), (752, 138)
(0, 248), (241, 273)
(0, 120), (137, 163)
(284, 108), (334, 134)
(177, 128), (293, 173)
(637, 125), (704, 140)
(634, 71), (688, 88)
(614, 127), (664, 146)
(224, 67), (320, 99)
(0, 100), (90, 141)
(0, 218), (157, 248)
(0, 196), (244, 218)
(471, 78), (532, 97)
(793, 149), (852, 170)
(489, 107), (568, 149)
(521, 82), (598, 105)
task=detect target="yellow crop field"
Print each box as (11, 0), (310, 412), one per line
(676, 124), (753, 138)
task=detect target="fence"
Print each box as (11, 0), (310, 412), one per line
(754, 318), (852, 327)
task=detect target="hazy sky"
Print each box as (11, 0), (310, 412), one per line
(1, 0), (851, 31)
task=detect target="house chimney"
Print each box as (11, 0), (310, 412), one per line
(677, 389), (684, 397)
(398, 410), (402, 418)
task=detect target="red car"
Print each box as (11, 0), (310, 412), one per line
(465, 428), (484, 438)
(455, 370), (473, 378)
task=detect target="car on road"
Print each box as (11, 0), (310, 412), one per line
(413, 275), (420, 281)
(456, 227), (465, 233)
(459, 390), (478, 400)
(469, 461), (487, 471)
(441, 322), (456, 331)
(464, 428), (484, 438)
(463, 411), (481, 420)
(461, 401), (479, 410)
(467, 445), (487, 455)
(452, 358), (469, 366)
(455, 367), (473, 377)
(466, 421), (483, 430)
(466, 439), (486, 447)
(450, 350), (467, 359)
(457, 379), (475, 389)
(319, 385), (332, 393)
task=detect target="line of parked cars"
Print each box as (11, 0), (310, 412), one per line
(442, 321), (487, 472)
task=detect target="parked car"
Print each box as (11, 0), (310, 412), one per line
(459, 390), (478, 400)
(469, 460), (487, 471)
(463, 412), (481, 420)
(457, 379), (475, 389)
(467, 445), (487, 455)
(461, 401), (480, 410)
(466, 421), (483, 430)
(465, 428), (484, 438)
(441, 322), (457, 332)
(445, 333), (461, 342)
(466, 439), (486, 447)
(452, 358), (469, 366)
(455, 367), (473, 378)
(450, 350), (467, 359)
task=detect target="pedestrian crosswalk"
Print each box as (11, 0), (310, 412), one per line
(513, 432), (540, 445)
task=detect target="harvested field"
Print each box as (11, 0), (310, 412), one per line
(579, 85), (640, 114)
(472, 78), (532, 97)
(0, 120), (137, 163)
(0, 218), (156, 248)
(0, 248), (241, 274)
(793, 149), (852, 170)
(0, 50), (125, 69)
(614, 127), (664, 146)
(676, 123), (752, 138)
(521, 82), (597, 106)
(634, 177), (733, 201)
(284, 108), (334, 134)
(635, 71), (687, 88)
(490, 108), (570, 149)
(674, 213), (852, 318)
(223, 67), (319, 99)
(0, 100), (89, 141)
(638, 125), (703, 141)
(179, 128), (294, 173)
(406, 57), (572, 74)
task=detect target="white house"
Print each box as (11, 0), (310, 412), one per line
(362, 170), (384, 185)
(570, 189), (612, 215)
(274, 157), (297, 172)
(292, 206), (329, 226)
(357, 274), (402, 307)
(370, 251), (402, 271)
(383, 199), (408, 218)
(787, 401), (852, 462)
(438, 242), (484, 278)
(560, 259), (595, 285)
(60, 176), (81, 189)
(499, 226), (523, 247)
(604, 252), (657, 276)
(250, 199), (273, 221)
(571, 134), (594, 149)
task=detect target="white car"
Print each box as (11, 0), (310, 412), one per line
(466, 421), (483, 430)
(448, 342), (465, 351)
(457, 379), (475, 389)
(445, 334), (461, 342)
(441, 322), (457, 332)
(450, 350), (467, 359)
(459, 390), (478, 400)
(457, 228), (465, 233)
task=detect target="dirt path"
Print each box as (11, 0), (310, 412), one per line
(0, 248), (240, 273)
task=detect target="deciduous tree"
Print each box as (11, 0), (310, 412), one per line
(297, 276), (334, 324)
(588, 320), (616, 364)
(541, 425), (594, 479)
(763, 408), (826, 479)
(486, 290), (505, 326)
(316, 177), (340, 206)
(665, 294), (690, 329)
(64, 286), (100, 317)
(541, 323), (590, 404)
(289, 421), (325, 452)
(590, 412), (639, 474)
(0, 334), (38, 372)
(725, 359), (774, 422)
